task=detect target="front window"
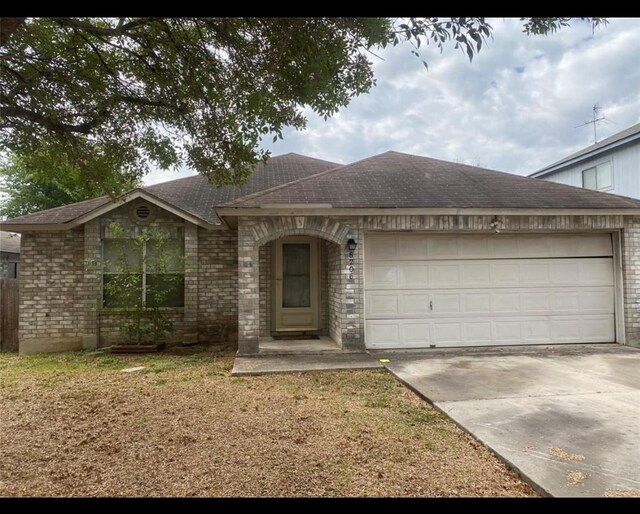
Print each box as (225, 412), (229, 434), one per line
(582, 161), (612, 191)
(102, 230), (184, 309)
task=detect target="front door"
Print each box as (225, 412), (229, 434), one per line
(274, 238), (319, 331)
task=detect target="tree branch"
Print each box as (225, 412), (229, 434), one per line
(51, 18), (154, 37)
(0, 17), (26, 47)
(0, 103), (105, 134)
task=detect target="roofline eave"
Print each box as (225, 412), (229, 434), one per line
(0, 190), (227, 232)
(529, 133), (640, 178)
(215, 206), (640, 218)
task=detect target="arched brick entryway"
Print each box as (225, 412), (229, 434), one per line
(236, 216), (364, 355)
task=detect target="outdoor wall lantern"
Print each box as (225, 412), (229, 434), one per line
(347, 238), (358, 251)
(491, 215), (503, 234)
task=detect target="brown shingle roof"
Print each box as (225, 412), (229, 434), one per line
(223, 151), (640, 210)
(3, 153), (341, 226)
(145, 153), (340, 224)
(5, 196), (112, 225)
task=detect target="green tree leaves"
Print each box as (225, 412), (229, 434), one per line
(0, 17), (608, 192)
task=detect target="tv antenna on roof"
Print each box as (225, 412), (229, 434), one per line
(575, 104), (606, 144)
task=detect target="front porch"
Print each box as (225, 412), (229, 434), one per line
(259, 335), (342, 355)
(236, 216), (365, 356)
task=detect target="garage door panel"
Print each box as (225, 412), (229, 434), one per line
(365, 233), (613, 261)
(459, 235), (490, 258)
(366, 314), (615, 348)
(465, 293), (492, 313)
(520, 263), (549, 283)
(368, 236), (398, 260)
(398, 237), (428, 259)
(366, 258), (613, 290)
(431, 293), (461, 313)
(428, 236), (458, 259)
(367, 322), (401, 347)
(574, 234), (613, 256)
(399, 293), (431, 315)
(552, 292), (580, 311)
(491, 263), (520, 285)
(433, 322), (462, 344)
(580, 316), (615, 341)
(428, 264), (459, 288)
(463, 263), (492, 286)
(463, 321), (492, 343)
(550, 318), (583, 341)
(367, 264), (399, 288)
(522, 292), (550, 312)
(492, 292), (520, 313)
(403, 323), (430, 345)
(580, 289), (614, 311)
(523, 320), (551, 342)
(580, 260), (614, 284)
(402, 264), (430, 288)
(367, 292), (400, 317)
(366, 287), (613, 318)
(365, 233), (616, 349)
(494, 321), (522, 341)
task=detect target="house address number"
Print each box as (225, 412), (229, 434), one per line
(348, 251), (354, 281)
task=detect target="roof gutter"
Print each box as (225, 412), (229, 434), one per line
(529, 133), (640, 178)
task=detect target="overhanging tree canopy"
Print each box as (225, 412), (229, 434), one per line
(0, 17), (607, 190)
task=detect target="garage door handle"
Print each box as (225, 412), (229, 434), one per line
(429, 300), (433, 311)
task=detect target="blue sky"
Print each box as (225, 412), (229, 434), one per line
(144, 17), (640, 185)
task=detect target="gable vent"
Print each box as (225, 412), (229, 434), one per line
(130, 202), (156, 223)
(135, 204), (151, 219)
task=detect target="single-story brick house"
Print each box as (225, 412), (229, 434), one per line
(3, 151), (640, 355)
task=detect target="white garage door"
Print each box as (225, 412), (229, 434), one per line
(365, 233), (615, 349)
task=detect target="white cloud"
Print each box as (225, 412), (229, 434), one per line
(260, 17), (640, 176)
(144, 17), (640, 184)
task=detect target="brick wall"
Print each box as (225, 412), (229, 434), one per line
(622, 217), (640, 345)
(197, 228), (238, 342)
(319, 241), (329, 335)
(326, 240), (342, 345)
(363, 214), (626, 231)
(235, 213), (640, 355)
(19, 228), (89, 353)
(258, 242), (272, 337)
(17, 210), (640, 354)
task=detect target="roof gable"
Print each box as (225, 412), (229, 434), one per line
(0, 153), (341, 230)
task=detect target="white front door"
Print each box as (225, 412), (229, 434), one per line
(365, 233), (616, 349)
(274, 238), (319, 331)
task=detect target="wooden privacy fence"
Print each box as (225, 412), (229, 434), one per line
(0, 278), (19, 351)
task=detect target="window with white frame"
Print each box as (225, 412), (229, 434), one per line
(102, 235), (184, 308)
(582, 161), (612, 191)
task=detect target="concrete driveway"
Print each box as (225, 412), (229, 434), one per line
(378, 344), (640, 497)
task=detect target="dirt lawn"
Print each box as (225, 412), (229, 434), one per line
(0, 346), (536, 497)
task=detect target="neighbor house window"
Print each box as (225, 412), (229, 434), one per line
(582, 161), (612, 191)
(102, 236), (184, 308)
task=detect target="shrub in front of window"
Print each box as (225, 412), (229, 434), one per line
(102, 222), (184, 345)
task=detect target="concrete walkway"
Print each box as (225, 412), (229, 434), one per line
(232, 352), (383, 376)
(377, 344), (640, 497)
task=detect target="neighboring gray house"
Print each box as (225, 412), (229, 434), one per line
(0, 231), (20, 279)
(3, 151), (640, 355)
(529, 123), (640, 197)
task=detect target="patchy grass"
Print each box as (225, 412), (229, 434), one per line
(0, 346), (535, 497)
